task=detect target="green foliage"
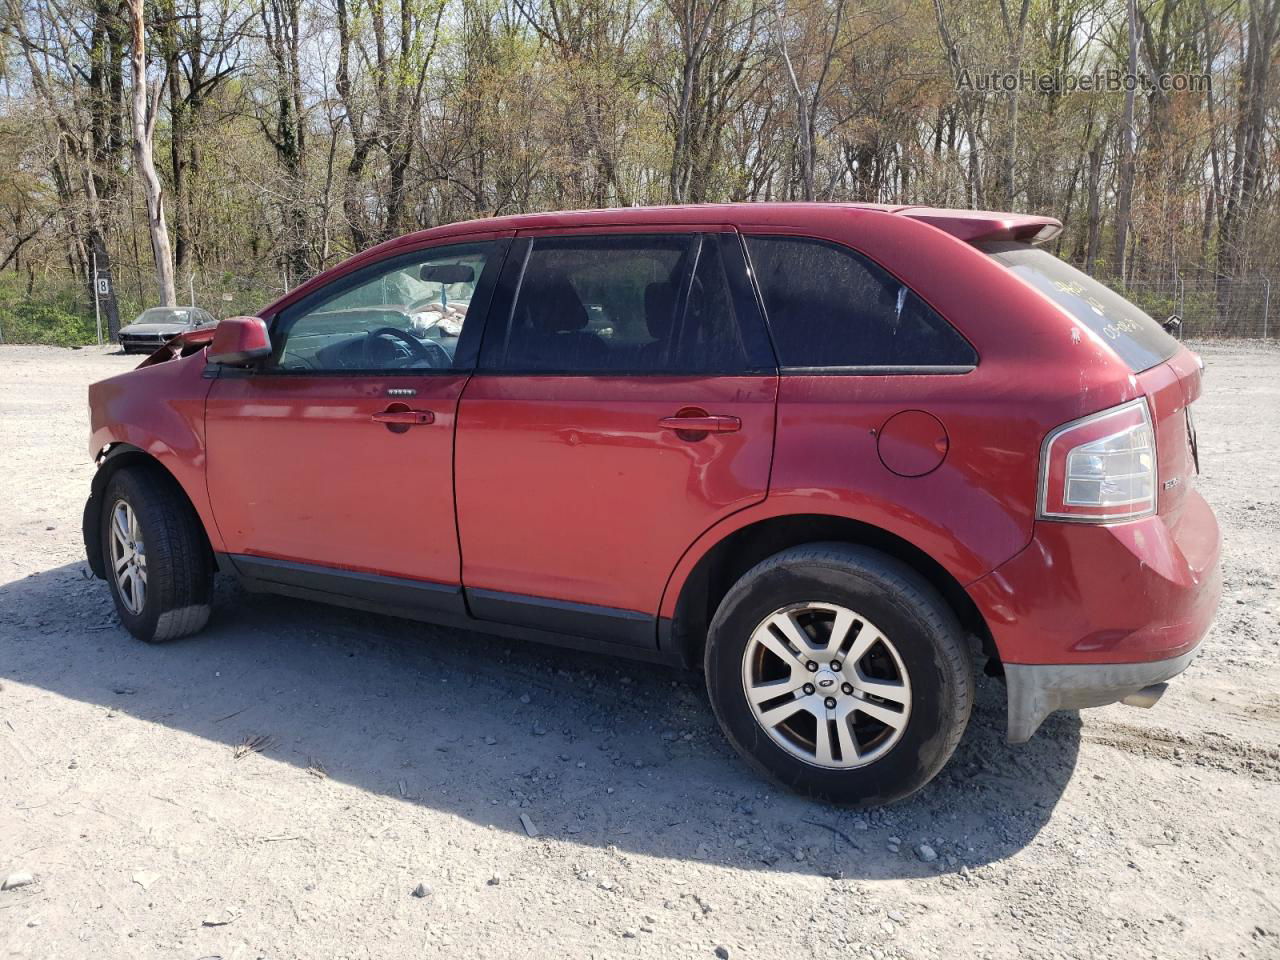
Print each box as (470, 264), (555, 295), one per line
(0, 279), (98, 347)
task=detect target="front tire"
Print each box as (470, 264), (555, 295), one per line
(101, 465), (213, 643)
(704, 543), (973, 806)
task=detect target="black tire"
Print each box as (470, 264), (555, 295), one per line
(704, 543), (973, 806)
(100, 465), (213, 643)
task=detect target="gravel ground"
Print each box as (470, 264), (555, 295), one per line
(1, 342), (1278, 960)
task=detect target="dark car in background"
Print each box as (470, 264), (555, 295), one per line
(117, 306), (218, 354)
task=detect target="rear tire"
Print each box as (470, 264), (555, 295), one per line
(704, 543), (973, 806)
(100, 465), (213, 643)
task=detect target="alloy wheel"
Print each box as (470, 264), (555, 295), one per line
(109, 499), (147, 615)
(740, 602), (911, 769)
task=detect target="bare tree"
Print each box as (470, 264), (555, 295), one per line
(656, 0), (768, 203)
(1111, 0), (1138, 280)
(1, 0), (127, 333)
(335, 0), (446, 247)
(931, 0), (984, 207)
(1217, 0), (1280, 279)
(2, 0), (1279, 343)
(994, 0), (1031, 207)
(259, 0), (308, 281)
(157, 0), (247, 283)
(773, 0), (849, 201)
(127, 0), (176, 304)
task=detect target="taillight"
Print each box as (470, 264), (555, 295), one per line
(1038, 398), (1156, 522)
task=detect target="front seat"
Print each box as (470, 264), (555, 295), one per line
(508, 277), (608, 370)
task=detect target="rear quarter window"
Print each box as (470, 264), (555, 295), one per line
(981, 241), (1178, 372)
(744, 236), (976, 370)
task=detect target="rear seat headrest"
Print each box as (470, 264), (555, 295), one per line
(530, 278), (590, 333)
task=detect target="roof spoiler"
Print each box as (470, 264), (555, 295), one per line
(897, 207), (1062, 245)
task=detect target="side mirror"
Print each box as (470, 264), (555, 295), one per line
(1161, 313), (1182, 335)
(207, 316), (271, 365)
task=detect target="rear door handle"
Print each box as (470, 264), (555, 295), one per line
(372, 409), (435, 425)
(658, 413), (742, 434)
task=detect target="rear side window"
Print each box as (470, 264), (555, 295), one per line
(744, 236), (977, 369)
(981, 241), (1178, 372)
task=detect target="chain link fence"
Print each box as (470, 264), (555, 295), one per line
(1110, 276), (1274, 340)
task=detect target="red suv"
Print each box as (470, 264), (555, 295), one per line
(82, 204), (1221, 804)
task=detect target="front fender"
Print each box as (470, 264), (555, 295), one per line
(88, 350), (222, 551)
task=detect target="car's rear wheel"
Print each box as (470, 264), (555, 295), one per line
(704, 543), (973, 806)
(101, 466), (213, 643)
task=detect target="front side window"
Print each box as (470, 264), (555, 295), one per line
(484, 233), (751, 374)
(745, 236), (977, 369)
(272, 242), (494, 372)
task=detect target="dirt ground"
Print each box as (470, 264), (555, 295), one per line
(1, 342), (1277, 960)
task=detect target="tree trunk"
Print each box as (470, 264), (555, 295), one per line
(931, 0), (984, 207)
(128, 0), (177, 306)
(1084, 131), (1106, 273)
(1217, 0), (1278, 280)
(167, 49), (190, 280)
(1111, 0), (1138, 281)
(775, 0), (813, 201)
(997, 0), (1031, 207)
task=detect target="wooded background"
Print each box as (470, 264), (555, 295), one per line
(1, 0), (1277, 342)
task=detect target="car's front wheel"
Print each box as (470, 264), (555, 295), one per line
(704, 543), (973, 806)
(101, 465), (213, 643)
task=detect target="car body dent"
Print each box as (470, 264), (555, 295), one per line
(89, 349), (223, 552)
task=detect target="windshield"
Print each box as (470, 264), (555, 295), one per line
(137, 308), (196, 326)
(981, 242), (1178, 372)
(322, 254), (484, 317)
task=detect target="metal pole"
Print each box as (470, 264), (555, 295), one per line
(189, 273), (195, 307)
(1263, 277), (1271, 340)
(1178, 277), (1185, 339)
(92, 249), (103, 346)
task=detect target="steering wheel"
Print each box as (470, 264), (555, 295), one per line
(363, 326), (449, 369)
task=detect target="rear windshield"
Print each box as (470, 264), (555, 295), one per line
(981, 241), (1178, 372)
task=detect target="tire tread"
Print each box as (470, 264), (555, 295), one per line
(704, 542), (974, 805)
(103, 465), (212, 643)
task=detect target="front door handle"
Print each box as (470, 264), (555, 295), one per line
(372, 409), (435, 425)
(658, 412), (742, 434)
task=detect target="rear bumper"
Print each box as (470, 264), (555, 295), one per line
(1004, 648), (1198, 742)
(967, 488), (1221, 740)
